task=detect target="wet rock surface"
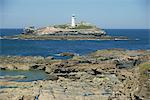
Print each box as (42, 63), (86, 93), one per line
(60, 52), (75, 57)
(0, 49), (150, 100)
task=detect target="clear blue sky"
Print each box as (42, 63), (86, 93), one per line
(0, 0), (149, 29)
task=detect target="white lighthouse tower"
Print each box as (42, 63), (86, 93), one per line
(71, 15), (76, 28)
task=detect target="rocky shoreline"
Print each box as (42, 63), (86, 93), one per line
(0, 49), (150, 100)
(1, 34), (129, 40)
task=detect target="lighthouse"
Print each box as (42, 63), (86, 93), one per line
(71, 15), (76, 28)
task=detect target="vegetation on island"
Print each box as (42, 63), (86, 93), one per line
(53, 22), (95, 29)
(74, 24), (94, 29)
(54, 24), (69, 29)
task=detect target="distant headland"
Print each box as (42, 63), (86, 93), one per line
(2, 15), (128, 40)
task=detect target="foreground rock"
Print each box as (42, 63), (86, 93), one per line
(0, 56), (55, 70)
(0, 49), (150, 100)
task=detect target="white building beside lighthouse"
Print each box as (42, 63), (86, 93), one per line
(71, 15), (76, 28)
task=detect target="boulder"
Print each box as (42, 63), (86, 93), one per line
(44, 74), (58, 81)
(115, 59), (141, 69)
(45, 66), (52, 73)
(60, 52), (75, 57)
(22, 95), (35, 100)
(45, 56), (54, 60)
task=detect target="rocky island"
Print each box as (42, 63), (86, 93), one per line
(0, 49), (149, 100)
(2, 16), (128, 40)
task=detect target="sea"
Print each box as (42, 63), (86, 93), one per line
(0, 29), (150, 59)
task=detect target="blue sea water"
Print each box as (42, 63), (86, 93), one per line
(0, 29), (150, 58)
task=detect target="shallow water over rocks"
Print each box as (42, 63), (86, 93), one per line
(0, 70), (48, 82)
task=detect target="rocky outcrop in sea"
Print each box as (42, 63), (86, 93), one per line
(1, 23), (129, 40)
